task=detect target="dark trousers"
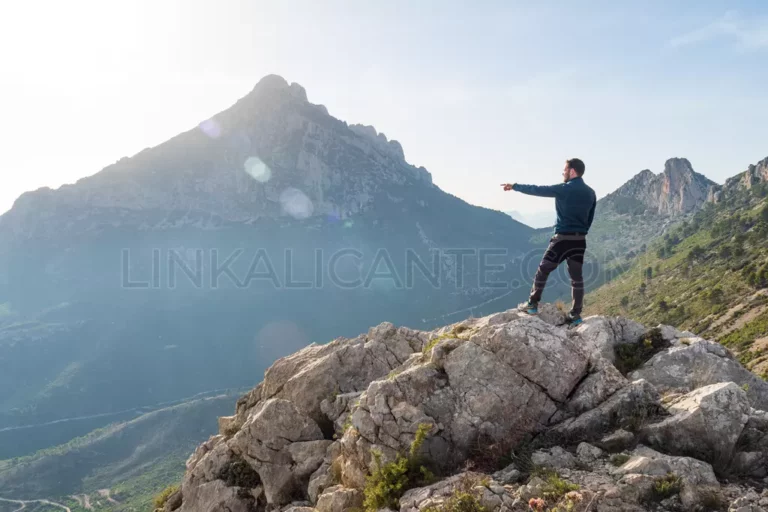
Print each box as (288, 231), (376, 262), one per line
(529, 234), (586, 315)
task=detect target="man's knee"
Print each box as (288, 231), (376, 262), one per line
(537, 258), (559, 276)
(566, 261), (583, 281)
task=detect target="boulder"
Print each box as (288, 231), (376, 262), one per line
(729, 451), (768, 479)
(492, 463), (523, 485)
(574, 316), (646, 362)
(630, 340), (768, 410)
(642, 382), (750, 469)
(339, 316), (590, 476)
(541, 379), (662, 446)
(179, 480), (262, 512)
(729, 408), (768, 477)
(576, 442), (605, 464)
(186, 435), (226, 472)
(564, 357), (629, 417)
(180, 441), (262, 512)
(399, 472), (510, 512)
(531, 446), (577, 470)
(235, 323), (431, 430)
(536, 302), (568, 326)
(736, 409), (768, 453)
(614, 445), (720, 510)
(516, 476), (548, 503)
(229, 399), (329, 505)
(657, 324), (693, 343)
(315, 486), (363, 512)
(468, 317), (590, 403)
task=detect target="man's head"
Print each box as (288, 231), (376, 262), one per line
(563, 158), (585, 182)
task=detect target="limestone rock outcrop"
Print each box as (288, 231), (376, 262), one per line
(172, 305), (768, 512)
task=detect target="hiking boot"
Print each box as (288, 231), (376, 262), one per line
(517, 300), (538, 315)
(565, 312), (582, 326)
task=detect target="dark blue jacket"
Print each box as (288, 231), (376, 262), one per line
(513, 177), (597, 234)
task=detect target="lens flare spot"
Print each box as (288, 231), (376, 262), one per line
(280, 188), (314, 219)
(244, 157), (272, 183)
(199, 119), (221, 139)
(343, 220), (354, 228)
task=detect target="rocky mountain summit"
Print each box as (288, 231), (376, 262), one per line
(1, 75), (435, 238)
(601, 158), (718, 217)
(165, 305), (768, 512)
(584, 158), (719, 260)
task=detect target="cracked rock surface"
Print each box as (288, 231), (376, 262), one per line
(172, 305), (768, 512)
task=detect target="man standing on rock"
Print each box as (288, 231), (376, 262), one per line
(502, 158), (596, 326)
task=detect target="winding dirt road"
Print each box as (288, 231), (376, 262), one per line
(0, 496), (71, 512)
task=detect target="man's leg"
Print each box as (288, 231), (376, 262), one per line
(528, 241), (562, 305)
(565, 245), (586, 316)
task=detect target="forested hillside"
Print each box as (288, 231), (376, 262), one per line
(587, 178), (768, 379)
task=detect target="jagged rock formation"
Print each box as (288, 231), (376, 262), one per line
(1, 75), (434, 237)
(601, 158), (718, 217)
(717, 156), (768, 200)
(583, 158), (719, 261)
(168, 306), (768, 512)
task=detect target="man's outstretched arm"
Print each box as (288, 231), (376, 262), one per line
(502, 183), (564, 198)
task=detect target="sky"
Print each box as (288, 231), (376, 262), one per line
(1, 1), (768, 218)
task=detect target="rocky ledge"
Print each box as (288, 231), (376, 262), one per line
(163, 305), (768, 512)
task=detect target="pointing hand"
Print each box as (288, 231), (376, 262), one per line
(501, 183), (515, 191)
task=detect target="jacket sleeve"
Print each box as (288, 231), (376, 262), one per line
(511, 183), (564, 198)
(587, 197), (597, 229)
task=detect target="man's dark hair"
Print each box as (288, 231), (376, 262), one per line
(567, 158), (586, 176)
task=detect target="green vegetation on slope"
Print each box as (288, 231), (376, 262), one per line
(587, 181), (768, 378)
(49, 453), (187, 512)
(0, 395), (234, 510)
(100, 452), (186, 511)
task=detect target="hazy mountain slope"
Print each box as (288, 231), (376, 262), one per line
(0, 394), (234, 504)
(0, 75), (535, 436)
(587, 156), (768, 378)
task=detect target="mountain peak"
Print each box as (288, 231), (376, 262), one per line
(245, 74), (308, 103)
(604, 158), (716, 216)
(662, 157), (703, 184)
(255, 74), (289, 88)
(663, 157), (693, 173)
(0, 75), (439, 237)
(637, 169), (655, 179)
